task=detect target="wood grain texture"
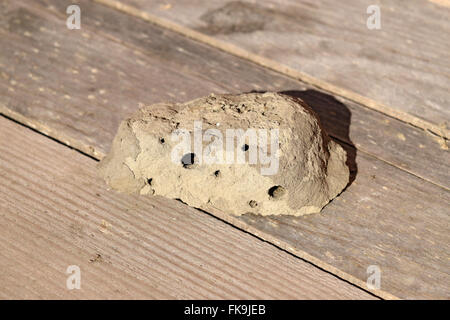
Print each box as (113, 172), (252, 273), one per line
(0, 0), (449, 299)
(1, 0), (448, 190)
(0, 116), (376, 299)
(106, 0), (450, 138)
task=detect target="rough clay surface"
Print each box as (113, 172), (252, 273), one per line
(99, 92), (349, 216)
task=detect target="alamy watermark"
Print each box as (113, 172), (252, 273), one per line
(66, 265), (81, 290)
(366, 265), (381, 290)
(366, 5), (381, 30)
(170, 121), (280, 176)
(66, 5), (81, 30)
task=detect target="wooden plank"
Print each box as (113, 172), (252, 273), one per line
(0, 117), (375, 299)
(0, 0), (449, 299)
(97, 0), (450, 139)
(1, 0), (448, 190)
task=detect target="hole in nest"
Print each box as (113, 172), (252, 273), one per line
(147, 178), (153, 186)
(214, 170), (221, 177)
(242, 144), (249, 151)
(181, 153), (196, 168)
(159, 137), (165, 144)
(268, 186), (285, 199)
(249, 200), (258, 208)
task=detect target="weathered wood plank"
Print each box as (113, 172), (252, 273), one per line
(0, 117), (375, 299)
(0, 0), (449, 299)
(102, 0), (450, 138)
(1, 0), (448, 190)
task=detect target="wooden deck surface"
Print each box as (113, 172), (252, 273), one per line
(0, 0), (448, 299)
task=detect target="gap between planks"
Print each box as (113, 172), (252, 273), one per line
(93, 0), (450, 140)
